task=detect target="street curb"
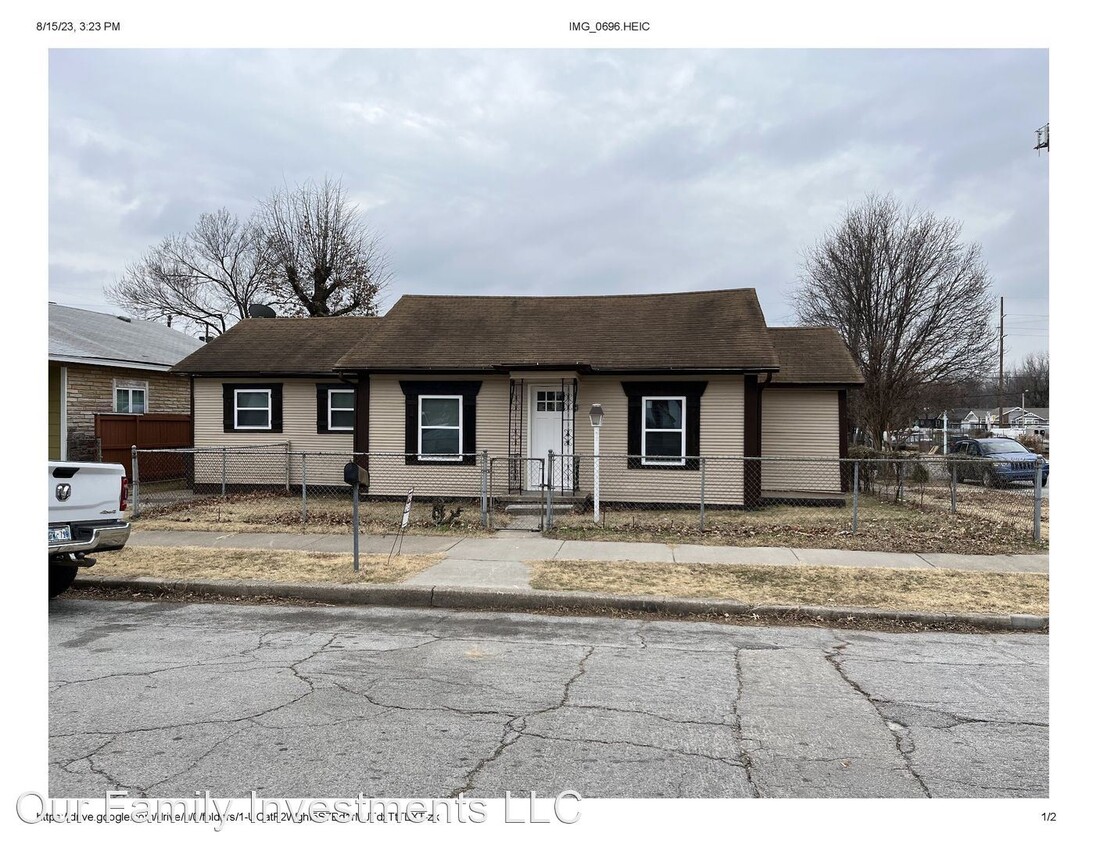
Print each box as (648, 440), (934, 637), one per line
(70, 575), (1048, 631)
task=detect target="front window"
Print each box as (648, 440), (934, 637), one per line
(235, 389), (272, 430)
(115, 387), (146, 414)
(419, 396), (462, 461)
(328, 389), (355, 431)
(642, 396), (685, 465)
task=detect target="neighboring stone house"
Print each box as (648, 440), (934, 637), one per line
(172, 289), (864, 504)
(48, 304), (203, 460)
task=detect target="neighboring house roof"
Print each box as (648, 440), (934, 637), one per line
(173, 316), (380, 375)
(1013, 407), (1049, 423)
(335, 289), (781, 373)
(766, 327), (864, 385)
(49, 303), (203, 371)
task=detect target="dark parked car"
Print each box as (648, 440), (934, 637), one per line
(950, 438), (1049, 488)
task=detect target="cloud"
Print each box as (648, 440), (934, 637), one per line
(49, 48), (1048, 358)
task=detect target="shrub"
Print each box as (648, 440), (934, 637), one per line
(1017, 432), (1046, 455)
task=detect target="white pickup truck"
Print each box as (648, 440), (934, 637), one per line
(48, 461), (131, 597)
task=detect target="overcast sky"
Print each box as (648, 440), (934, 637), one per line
(48, 48), (1048, 363)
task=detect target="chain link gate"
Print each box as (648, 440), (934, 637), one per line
(487, 456), (545, 530)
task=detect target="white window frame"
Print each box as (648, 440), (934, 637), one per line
(114, 383), (148, 414)
(234, 388), (273, 430)
(642, 395), (686, 466)
(418, 394), (463, 462)
(327, 389), (355, 432)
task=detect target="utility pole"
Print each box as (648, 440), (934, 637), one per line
(998, 297), (1004, 434)
(1034, 123), (1049, 154)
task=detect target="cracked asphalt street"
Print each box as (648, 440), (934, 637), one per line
(49, 599), (1048, 799)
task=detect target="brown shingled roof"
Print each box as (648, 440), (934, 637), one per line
(768, 327), (864, 385)
(335, 289), (780, 372)
(172, 316), (379, 375)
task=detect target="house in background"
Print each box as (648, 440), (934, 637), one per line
(48, 303), (203, 462)
(960, 409), (996, 434)
(172, 289), (864, 505)
(1005, 407), (1049, 437)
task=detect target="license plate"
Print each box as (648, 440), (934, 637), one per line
(49, 526), (72, 544)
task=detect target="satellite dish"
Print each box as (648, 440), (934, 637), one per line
(248, 304), (277, 319)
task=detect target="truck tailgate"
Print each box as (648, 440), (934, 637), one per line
(48, 461), (126, 524)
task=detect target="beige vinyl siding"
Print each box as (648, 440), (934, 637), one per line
(761, 388), (841, 494)
(366, 375), (510, 498)
(194, 378), (354, 486)
(573, 376), (745, 506)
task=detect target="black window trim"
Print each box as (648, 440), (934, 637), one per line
(621, 381), (706, 470)
(223, 382), (283, 433)
(399, 380), (481, 466)
(316, 383), (356, 435)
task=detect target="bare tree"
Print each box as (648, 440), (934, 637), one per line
(106, 209), (273, 336)
(1008, 352), (1049, 407)
(794, 194), (997, 447)
(259, 177), (390, 317)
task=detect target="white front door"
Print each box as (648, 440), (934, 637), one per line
(528, 386), (567, 490)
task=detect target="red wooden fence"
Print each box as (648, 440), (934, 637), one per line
(94, 413), (192, 480)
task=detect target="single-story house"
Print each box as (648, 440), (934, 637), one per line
(1006, 407), (1049, 436)
(960, 409), (996, 433)
(958, 407), (1049, 438)
(49, 304), (203, 461)
(171, 289), (864, 506)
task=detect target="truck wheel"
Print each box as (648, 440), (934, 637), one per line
(49, 564), (79, 598)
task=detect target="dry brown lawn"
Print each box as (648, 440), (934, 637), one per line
(131, 494), (503, 536)
(530, 559), (1048, 616)
(80, 546), (442, 585)
(548, 495), (1046, 555)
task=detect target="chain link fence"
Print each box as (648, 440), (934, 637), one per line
(130, 447), (491, 534)
(129, 447), (1046, 553)
(546, 453), (1046, 553)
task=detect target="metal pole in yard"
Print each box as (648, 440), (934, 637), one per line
(546, 450), (554, 531)
(593, 424), (601, 524)
(285, 443), (290, 493)
(480, 450), (488, 526)
(221, 447), (227, 498)
(950, 461), (957, 514)
(1033, 459), (1043, 543)
(131, 446), (140, 517)
(852, 460), (859, 534)
(699, 457), (706, 532)
(352, 478), (360, 572)
(301, 452), (308, 524)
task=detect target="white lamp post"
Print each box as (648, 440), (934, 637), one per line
(588, 403), (604, 524)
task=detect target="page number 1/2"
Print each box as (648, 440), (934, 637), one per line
(1041, 812), (1056, 822)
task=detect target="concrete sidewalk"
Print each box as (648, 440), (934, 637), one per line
(128, 529), (1048, 592)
